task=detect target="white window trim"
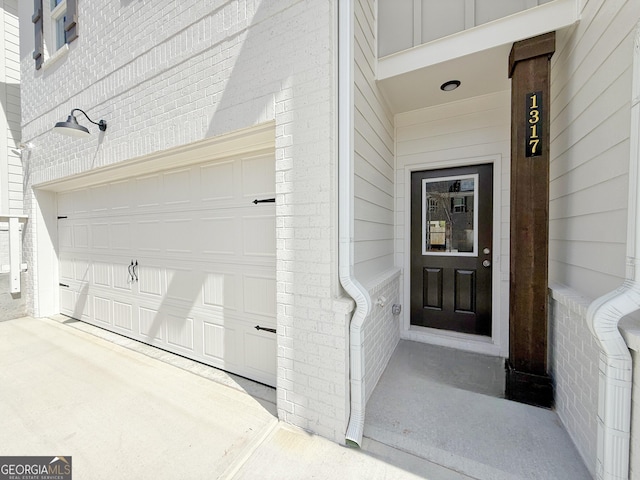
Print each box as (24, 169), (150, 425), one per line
(42, 0), (67, 67)
(42, 43), (68, 71)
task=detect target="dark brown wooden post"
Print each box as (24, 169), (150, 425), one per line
(506, 32), (555, 408)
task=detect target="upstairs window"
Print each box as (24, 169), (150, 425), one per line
(51, 0), (67, 51)
(32, 0), (78, 70)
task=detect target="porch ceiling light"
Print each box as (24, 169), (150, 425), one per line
(440, 80), (461, 92)
(54, 109), (107, 138)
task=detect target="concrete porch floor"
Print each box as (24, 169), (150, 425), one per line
(0, 316), (480, 479)
(363, 340), (592, 480)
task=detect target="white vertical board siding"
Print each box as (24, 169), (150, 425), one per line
(549, 0), (640, 299)
(354, 0), (395, 284)
(396, 91), (511, 355)
(0, 0), (23, 321)
(0, 0), (20, 216)
(378, 0), (553, 57)
(355, 0), (400, 402)
(3, 0), (19, 215)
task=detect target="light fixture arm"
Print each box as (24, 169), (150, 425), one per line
(70, 108), (107, 131)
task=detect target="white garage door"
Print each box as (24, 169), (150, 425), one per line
(58, 154), (277, 386)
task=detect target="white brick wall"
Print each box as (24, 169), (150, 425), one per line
(363, 268), (401, 402)
(20, 0), (353, 442)
(548, 284), (599, 477)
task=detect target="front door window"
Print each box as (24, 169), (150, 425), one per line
(422, 174), (478, 255)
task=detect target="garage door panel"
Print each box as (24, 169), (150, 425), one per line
(75, 292), (91, 321)
(113, 262), (133, 291)
(73, 189), (89, 214)
(243, 275), (276, 317)
(241, 155), (275, 197)
(137, 221), (162, 252)
(93, 261), (111, 288)
(166, 313), (194, 351)
(93, 296), (111, 325)
(90, 184), (110, 213)
(163, 168), (193, 205)
(60, 287), (75, 314)
(110, 222), (132, 251)
(166, 268), (205, 304)
(203, 321), (239, 366)
(59, 224), (73, 249)
(73, 224), (89, 249)
(164, 219), (195, 254)
(57, 192), (74, 216)
(91, 223), (110, 249)
(200, 217), (237, 255)
(242, 215), (276, 257)
(59, 255), (74, 281)
(139, 306), (164, 341)
(58, 153), (276, 387)
(136, 175), (162, 207)
(113, 301), (134, 331)
(203, 271), (238, 310)
(243, 330), (277, 380)
(109, 180), (131, 211)
(138, 264), (163, 297)
(200, 161), (236, 202)
(74, 259), (91, 283)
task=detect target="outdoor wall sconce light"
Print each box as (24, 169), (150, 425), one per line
(53, 109), (107, 138)
(440, 80), (461, 92)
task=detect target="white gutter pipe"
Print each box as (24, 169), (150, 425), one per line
(338, 0), (372, 448)
(586, 22), (640, 480)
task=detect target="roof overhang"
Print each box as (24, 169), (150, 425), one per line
(377, 0), (580, 114)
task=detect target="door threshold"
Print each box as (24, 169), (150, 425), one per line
(402, 325), (503, 357)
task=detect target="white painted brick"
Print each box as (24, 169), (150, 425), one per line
(20, 0), (351, 444)
(549, 285), (599, 477)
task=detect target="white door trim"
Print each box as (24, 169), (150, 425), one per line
(401, 153), (507, 357)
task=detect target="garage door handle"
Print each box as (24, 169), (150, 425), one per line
(252, 198), (275, 204)
(128, 261), (134, 283)
(128, 260), (139, 283)
(255, 325), (276, 334)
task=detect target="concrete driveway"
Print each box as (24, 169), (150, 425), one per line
(0, 316), (471, 480)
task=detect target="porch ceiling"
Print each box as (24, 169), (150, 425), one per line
(376, 0), (579, 114)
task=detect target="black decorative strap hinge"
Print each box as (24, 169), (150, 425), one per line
(254, 325), (276, 334)
(59, 283), (69, 288)
(57, 216), (68, 219)
(252, 198), (275, 204)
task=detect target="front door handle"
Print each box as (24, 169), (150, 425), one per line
(483, 260), (491, 268)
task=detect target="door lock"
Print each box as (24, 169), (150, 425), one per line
(483, 247), (491, 255)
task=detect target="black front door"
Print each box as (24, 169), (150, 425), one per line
(410, 164), (493, 336)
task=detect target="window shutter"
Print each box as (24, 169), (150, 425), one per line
(65, 0), (78, 43)
(32, 0), (43, 70)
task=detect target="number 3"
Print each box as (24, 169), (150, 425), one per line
(529, 109), (539, 124)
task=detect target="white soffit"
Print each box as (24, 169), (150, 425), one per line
(377, 0), (579, 114)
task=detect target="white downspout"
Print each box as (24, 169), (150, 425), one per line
(338, 0), (372, 448)
(586, 22), (640, 480)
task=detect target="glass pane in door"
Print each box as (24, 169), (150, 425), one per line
(422, 174), (478, 256)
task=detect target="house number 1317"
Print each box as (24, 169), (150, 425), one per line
(526, 91), (542, 157)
